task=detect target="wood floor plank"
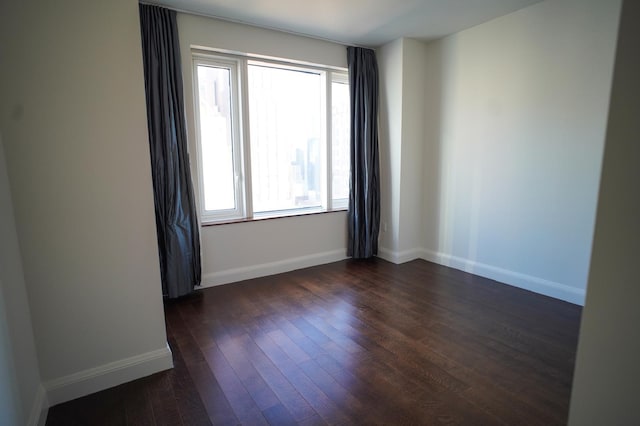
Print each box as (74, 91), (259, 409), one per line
(146, 371), (184, 426)
(187, 360), (239, 425)
(262, 403), (298, 426)
(199, 341), (265, 425)
(46, 258), (580, 425)
(240, 326), (318, 422)
(166, 342), (212, 426)
(250, 330), (354, 425)
(217, 334), (281, 414)
(122, 378), (156, 426)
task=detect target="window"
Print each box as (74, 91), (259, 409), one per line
(193, 53), (350, 223)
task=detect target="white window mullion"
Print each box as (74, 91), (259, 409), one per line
(238, 58), (254, 219)
(230, 59), (245, 219)
(324, 71), (332, 211)
(192, 60), (208, 221)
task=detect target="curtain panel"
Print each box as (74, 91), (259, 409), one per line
(139, 4), (201, 298)
(347, 47), (381, 259)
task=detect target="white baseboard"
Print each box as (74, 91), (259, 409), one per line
(419, 248), (585, 305)
(201, 244), (584, 304)
(377, 246), (585, 305)
(377, 247), (423, 264)
(44, 344), (173, 406)
(26, 384), (49, 426)
(200, 249), (347, 288)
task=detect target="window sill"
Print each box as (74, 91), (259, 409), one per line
(201, 208), (347, 227)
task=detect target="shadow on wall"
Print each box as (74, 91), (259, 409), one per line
(377, 49), (392, 252)
(0, 283), (20, 426)
(422, 39), (445, 261)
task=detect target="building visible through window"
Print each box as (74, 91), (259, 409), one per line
(193, 52), (350, 222)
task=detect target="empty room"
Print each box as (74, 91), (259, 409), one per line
(1, 0), (638, 425)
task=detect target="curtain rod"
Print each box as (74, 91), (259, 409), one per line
(138, 1), (372, 49)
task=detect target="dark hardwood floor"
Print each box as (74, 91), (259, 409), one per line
(46, 258), (582, 425)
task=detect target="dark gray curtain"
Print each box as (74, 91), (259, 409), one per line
(139, 4), (201, 298)
(347, 47), (380, 259)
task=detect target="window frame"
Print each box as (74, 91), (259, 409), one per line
(329, 72), (351, 210)
(192, 54), (247, 223)
(191, 50), (349, 224)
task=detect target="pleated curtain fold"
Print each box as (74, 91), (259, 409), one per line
(139, 4), (201, 298)
(347, 47), (381, 259)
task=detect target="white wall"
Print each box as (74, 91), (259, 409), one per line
(568, 0), (638, 423)
(378, 39), (404, 253)
(0, 0), (171, 406)
(420, 0), (621, 304)
(422, 41), (444, 264)
(0, 135), (43, 426)
(0, 288), (20, 426)
(399, 39), (427, 255)
(378, 38), (427, 261)
(177, 14), (349, 286)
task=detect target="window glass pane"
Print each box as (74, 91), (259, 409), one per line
(332, 80), (350, 203)
(197, 65), (236, 211)
(248, 64), (322, 213)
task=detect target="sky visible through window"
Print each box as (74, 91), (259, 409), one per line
(197, 61), (349, 217)
(248, 64), (322, 213)
(332, 80), (350, 202)
(197, 65), (235, 212)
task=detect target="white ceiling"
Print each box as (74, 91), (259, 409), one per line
(146, 0), (543, 47)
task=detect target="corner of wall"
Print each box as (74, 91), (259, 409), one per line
(27, 384), (49, 426)
(44, 344), (173, 407)
(377, 246), (423, 264)
(377, 244), (586, 305)
(420, 248), (585, 305)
